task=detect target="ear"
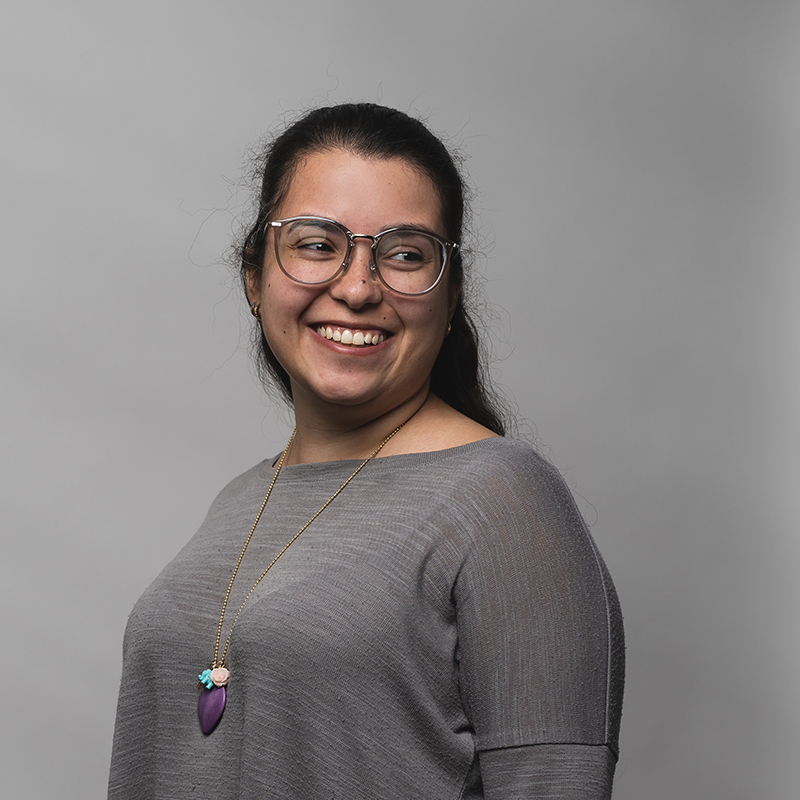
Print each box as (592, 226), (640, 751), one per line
(243, 248), (261, 305)
(245, 270), (260, 306)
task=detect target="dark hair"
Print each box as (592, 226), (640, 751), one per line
(240, 102), (508, 435)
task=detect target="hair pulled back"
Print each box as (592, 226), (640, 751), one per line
(241, 102), (507, 436)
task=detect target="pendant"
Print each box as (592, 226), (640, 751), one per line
(197, 667), (230, 734)
(198, 685), (226, 734)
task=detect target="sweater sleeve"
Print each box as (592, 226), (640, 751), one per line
(452, 447), (624, 798)
(478, 744), (616, 799)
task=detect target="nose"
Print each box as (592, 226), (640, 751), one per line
(329, 238), (382, 308)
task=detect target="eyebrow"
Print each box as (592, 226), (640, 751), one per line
(384, 222), (444, 237)
(280, 215), (448, 241)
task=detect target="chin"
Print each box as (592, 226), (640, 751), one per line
(294, 379), (385, 410)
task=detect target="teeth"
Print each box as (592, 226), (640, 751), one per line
(315, 326), (386, 347)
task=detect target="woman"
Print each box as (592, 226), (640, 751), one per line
(108, 103), (624, 799)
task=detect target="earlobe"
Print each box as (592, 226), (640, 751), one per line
(244, 267), (261, 307)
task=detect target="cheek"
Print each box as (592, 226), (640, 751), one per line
(258, 261), (278, 297)
(255, 249), (283, 291)
(260, 278), (320, 338)
(403, 301), (449, 353)
(422, 296), (450, 326)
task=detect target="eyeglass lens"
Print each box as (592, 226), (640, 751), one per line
(275, 218), (445, 294)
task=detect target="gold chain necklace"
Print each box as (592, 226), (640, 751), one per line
(197, 422), (406, 734)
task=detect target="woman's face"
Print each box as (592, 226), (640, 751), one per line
(248, 148), (457, 420)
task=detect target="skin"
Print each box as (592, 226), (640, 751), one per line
(247, 149), (497, 464)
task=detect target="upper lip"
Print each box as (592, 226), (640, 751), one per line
(309, 320), (392, 334)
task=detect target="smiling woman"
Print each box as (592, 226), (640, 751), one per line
(247, 150), (457, 435)
(107, 104), (624, 800)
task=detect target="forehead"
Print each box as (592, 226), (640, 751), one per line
(277, 149), (445, 233)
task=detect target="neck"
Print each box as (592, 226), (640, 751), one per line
(285, 384), (432, 465)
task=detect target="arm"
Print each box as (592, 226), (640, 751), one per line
(453, 448), (624, 798)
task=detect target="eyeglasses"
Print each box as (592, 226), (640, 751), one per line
(265, 216), (458, 296)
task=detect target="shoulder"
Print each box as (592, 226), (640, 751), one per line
(431, 438), (597, 563)
(201, 459), (276, 519)
(429, 437), (569, 498)
(366, 436), (573, 513)
(378, 437), (584, 551)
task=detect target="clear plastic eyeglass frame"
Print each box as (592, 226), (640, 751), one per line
(265, 216), (459, 296)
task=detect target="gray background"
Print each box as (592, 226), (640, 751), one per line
(2, 1), (797, 798)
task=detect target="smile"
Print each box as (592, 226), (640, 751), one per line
(315, 326), (387, 347)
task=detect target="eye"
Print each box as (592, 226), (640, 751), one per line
(378, 232), (437, 271)
(297, 238), (336, 256)
(385, 248), (424, 265)
(283, 221), (345, 260)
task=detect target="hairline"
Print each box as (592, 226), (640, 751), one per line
(267, 144), (450, 233)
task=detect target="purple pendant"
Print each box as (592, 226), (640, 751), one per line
(198, 685), (226, 734)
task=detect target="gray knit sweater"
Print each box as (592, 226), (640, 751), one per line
(108, 437), (624, 799)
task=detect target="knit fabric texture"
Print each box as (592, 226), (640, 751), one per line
(108, 437), (624, 799)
